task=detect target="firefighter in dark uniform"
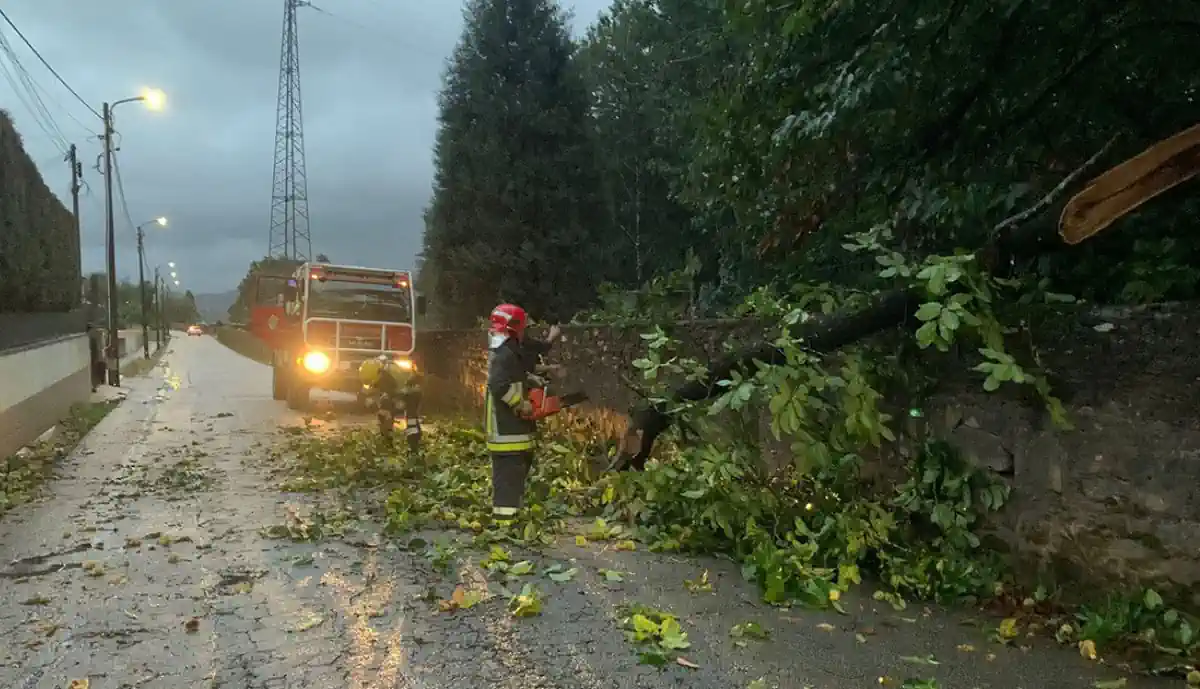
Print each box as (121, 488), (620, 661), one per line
(358, 354), (422, 452)
(486, 303), (561, 523)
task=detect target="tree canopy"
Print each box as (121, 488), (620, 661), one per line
(418, 0), (1199, 319)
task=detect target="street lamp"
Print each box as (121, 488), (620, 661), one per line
(103, 86), (167, 387)
(136, 216), (168, 358)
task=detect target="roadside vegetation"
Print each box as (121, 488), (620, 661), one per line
(0, 400), (119, 517)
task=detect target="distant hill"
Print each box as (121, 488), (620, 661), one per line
(192, 290), (238, 323)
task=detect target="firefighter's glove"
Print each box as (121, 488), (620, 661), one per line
(540, 364), (566, 379)
(515, 399), (535, 419)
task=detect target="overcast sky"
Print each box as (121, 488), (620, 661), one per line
(1, 0), (611, 294)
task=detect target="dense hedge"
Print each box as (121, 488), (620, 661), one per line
(0, 110), (79, 313)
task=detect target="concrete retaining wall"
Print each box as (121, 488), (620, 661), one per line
(0, 335), (92, 459)
(0, 328), (160, 459)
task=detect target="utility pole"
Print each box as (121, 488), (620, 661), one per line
(154, 268), (162, 350)
(67, 144), (82, 287)
(162, 278), (171, 342)
(102, 102), (120, 387)
(137, 226), (149, 358)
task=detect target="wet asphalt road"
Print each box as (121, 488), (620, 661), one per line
(0, 334), (1176, 688)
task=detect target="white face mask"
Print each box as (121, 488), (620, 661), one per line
(488, 332), (510, 349)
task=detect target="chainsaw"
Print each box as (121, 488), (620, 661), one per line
(522, 363), (587, 420)
(526, 386), (588, 420)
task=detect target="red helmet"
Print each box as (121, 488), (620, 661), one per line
(488, 303), (527, 342)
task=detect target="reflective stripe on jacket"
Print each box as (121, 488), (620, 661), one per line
(486, 340), (535, 452)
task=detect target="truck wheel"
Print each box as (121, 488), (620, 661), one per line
(287, 382), (310, 410)
(272, 365), (288, 400)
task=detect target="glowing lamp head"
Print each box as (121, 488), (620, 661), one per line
(301, 350), (331, 374)
(141, 88), (166, 110)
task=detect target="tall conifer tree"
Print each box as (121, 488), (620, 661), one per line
(422, 0), (603, 327)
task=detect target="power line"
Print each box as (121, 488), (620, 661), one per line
(0, 7), (101, 120)
(0, 28), (69, 152)
(111, 150), (137, 236)
(32, 74), (98, 136)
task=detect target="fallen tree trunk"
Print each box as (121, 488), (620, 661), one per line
(609, 136), (1120, 472)
(612, 289), (921, 470)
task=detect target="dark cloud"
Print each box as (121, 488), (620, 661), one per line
(2, 0), (611, 294)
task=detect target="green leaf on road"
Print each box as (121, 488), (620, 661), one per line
(509, 583), (542, 617)
(730, 621), (770, 640)
(508, 560), (535, 576)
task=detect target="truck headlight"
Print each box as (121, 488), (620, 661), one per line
(302, 351), (331, 374)
(395, 358), (413, 371)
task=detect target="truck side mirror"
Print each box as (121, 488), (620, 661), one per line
(416, 295), (427, 316)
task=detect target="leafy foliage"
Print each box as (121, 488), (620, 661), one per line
(273, 420), (606, 547)
(673, 0), (1200, 300)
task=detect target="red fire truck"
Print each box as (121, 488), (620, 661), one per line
(248, 262), (426, 410)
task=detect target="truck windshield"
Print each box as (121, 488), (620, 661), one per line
(306, 279), (412, 322)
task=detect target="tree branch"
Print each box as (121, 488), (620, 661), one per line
(610, 136), (1119, 471)
(989, 135), (1119, 240)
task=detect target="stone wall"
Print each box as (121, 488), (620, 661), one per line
(416, 305), (1200, 607)
(926, 304), (1200, 608)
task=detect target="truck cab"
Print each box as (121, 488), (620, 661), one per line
(248, 261), (427, 410)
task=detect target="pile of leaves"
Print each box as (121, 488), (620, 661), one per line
(275, 420), (606, 547)
(276, 388), (1009, 612)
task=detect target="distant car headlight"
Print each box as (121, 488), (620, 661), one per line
(301, 351), (331, 374)
(394, 358), (413, 370)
